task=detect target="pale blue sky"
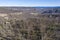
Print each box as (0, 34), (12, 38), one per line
(0, 0), (60, 7)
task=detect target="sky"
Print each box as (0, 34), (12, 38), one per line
(0, 0), (60, 7)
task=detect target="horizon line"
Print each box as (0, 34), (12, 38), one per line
(0, 5), (59, 7)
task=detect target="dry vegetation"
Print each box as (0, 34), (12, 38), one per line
(0, 7), (60, 40)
